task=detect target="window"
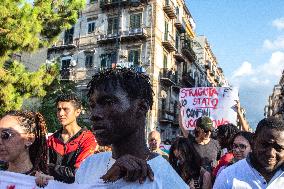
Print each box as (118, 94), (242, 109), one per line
(85, 55), (93, 68)
(163, 53), (167, 68)
(100, 52), (117, 68)
(88, 22), (95, 33)
(61, 59), (71, 70)
(64, 27), (74, 45)
(164, 22), (168, 40)
(130, 13), (142, 29)
(128, 49), (141, 66)
(107, 17), (119, 34)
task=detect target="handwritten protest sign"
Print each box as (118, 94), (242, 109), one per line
(179, 87), (239, 130)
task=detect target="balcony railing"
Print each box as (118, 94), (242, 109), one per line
(162, 32), (176, 52)
(181, 37), (196, 62)
(97, 28), (148, 44)
(100, 0), (147, 10)
(121, 27), (148, 41)
(160, 68), (178, 86)
(174, 18), (186, 33)
(159, 99), (178, 124)
(181, 72), (195, 87)
(48, 40), (78, 53)
(163, 0), (176, 19)
(60, 68), (98, 81)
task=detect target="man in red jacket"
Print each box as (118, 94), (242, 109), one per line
(48, 94), (97, 183)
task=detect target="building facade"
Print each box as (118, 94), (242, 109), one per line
(46, 0), (228, 141)
(264, 70), (284, 120)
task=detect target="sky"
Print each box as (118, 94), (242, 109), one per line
(186, 0), (284, 129)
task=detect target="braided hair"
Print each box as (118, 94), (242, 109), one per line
(2, 111), (48, 173)
(87, 68), (154, 110)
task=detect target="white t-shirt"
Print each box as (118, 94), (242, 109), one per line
(75, 152), (188, 189)
(213, 158), (284, 189)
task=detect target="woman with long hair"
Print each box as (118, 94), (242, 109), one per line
(169, 137), (212, 189)
(0, 110), (53, 186)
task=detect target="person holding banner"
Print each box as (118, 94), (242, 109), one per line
(188, 116), (221, 173)
(75, 69), (188, 188)
(0, 111), (53, 187)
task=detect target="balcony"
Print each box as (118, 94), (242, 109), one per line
(160, 68), (178, 86)
(162, 33), (176, 52)
(181, 72), (195, 87)
(121, 28), (148, 41)
(163, 0), (176, 19)
(100, 0), (147, 10)
(174, 18), (186, 33)
(174, 43), (185, 62)
(97, 33), (119, 44)
(181, 37), (196, 62)
(159, 99), (176, 123)
(48, 40), (78, 53)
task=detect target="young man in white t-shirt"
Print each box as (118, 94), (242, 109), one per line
(214, 117), (284, 189)
(75, 69), (187, 189)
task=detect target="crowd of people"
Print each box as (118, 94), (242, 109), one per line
(0, 68), (283, 189)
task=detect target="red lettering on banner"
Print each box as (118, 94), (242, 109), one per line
(192, 98), (219, 109)
(180, 87), (219, 98)
(214, 118), (229, 127)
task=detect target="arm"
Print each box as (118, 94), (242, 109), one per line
(236, 100), (250, 132)
(179, 110), (189, 138)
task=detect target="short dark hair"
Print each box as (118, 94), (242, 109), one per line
(87, 68), (154, 109)
(56, 93), (82, 109)
(232, 131), (254, 147)
(255, 116), (284, 136)
(217, 123), (240, 148)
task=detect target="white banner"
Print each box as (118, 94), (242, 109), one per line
(179, 87), (239, 130)
(0, 171), (107, 189)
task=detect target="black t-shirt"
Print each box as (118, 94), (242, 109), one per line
(190, 138), (220, 171)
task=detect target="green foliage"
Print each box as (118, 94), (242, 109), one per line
(0, 0), (86, 60)
(0, 62), (59, 115)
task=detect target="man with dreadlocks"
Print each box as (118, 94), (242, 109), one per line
(75, 68), (187, 188)
(0, 110), (53, 187)
(47, 94), (97, 183)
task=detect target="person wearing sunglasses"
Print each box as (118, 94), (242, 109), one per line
(0, 110), (53, 187)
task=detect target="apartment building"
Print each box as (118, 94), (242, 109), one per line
(264, 71), (284, 120)
(46, 0), (219, 141)
(193, 35), (228, 87)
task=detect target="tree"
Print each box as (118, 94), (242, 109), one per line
(0, 0), (86, 115)
(0, 61), (59, 115)
(0, 0), (85, 62)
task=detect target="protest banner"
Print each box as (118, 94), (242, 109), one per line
(0, 171), (165, 189)
(0, 171), (106, 189)
(179, 87), (239, 130)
